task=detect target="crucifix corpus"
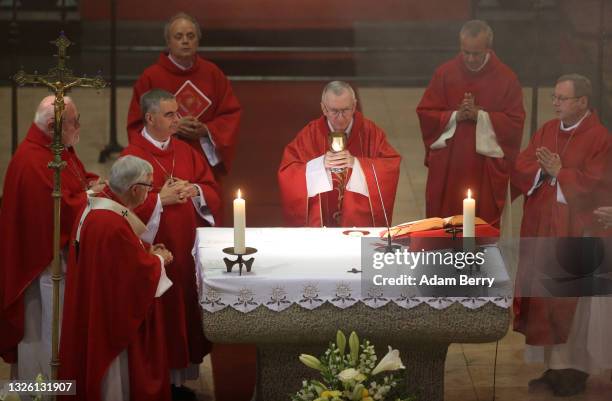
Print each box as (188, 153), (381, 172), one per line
(12, 32), (106, 381)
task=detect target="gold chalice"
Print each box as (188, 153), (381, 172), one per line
(328, 131), (347, 173)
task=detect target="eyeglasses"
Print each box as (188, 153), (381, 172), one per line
(132, 182), (154, 191)
(551, 94), (580, 103)
(323, 104), (354, 118)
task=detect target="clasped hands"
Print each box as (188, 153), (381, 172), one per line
(176, 116), (210, 140)
(324, 150), (355, 169)
(150, 243), (173, 266)
(159, 178), (199, 206)
(593, 206), (612, 229)
(457, 92), (480, 122)
(535, 147), (562, 178)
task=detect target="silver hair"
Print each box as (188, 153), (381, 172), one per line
(321, 81), (356, 103)
(140, 89), (175, 118)
(33, 95), (74, 133)
(460, 20), (494, 47)
(164, 12), (202, 41)
(557, 73), (592, 104)
(108, 155), (153, 195)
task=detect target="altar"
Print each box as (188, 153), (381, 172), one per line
(195, 227), (511, 401)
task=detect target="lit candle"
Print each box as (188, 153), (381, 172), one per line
(234, 189), (246, 254)
(463, 189), (475, 237)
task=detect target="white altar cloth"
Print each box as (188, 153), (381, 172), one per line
(195, 227), (511, 313)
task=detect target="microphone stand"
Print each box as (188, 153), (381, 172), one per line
(371, 164), (402, 253)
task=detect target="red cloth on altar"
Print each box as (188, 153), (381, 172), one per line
(122, 133), (221, 369)
(404, 224), (500, 251)
(58, 191), (170, 401)
(278, 112), (401, 227)
(0, 123), (96, 363)
(417, 52), (525, 226)
(512, 112), (610, 345)
(127, 53), (241, 177)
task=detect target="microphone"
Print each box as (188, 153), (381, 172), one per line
(370, 163), (401, 253)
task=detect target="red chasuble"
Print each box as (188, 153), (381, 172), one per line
(278, 112), (401, 227)
(512, 112), (610, 345)
(0, 123), (96, 363)
(122, 134), (221, 369)
(58, 191), (170, 401)
(417, 52), (525, 226)
(127, 53), (241, 177)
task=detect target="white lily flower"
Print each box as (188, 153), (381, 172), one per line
(337, 368), (366, 383)
(299, 354), (324, 371)
(371, 346), (405, 375)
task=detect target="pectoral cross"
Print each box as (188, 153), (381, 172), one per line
(12, 32), (107, 385)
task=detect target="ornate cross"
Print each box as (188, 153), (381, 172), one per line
(12, 32), (107, 384)
(14, 32), (106, 163)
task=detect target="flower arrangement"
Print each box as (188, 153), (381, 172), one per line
(292, 331), (415, 401)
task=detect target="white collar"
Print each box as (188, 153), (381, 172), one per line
(465, 52), (490, 73)
(327, 118), (354, 137)
(168, 53), (193, 71)
(560, 111), (589, 132)
(142, 127), (171, 150)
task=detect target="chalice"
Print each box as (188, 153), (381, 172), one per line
(328, 131), (347, 173)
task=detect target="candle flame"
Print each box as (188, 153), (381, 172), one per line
(467, 189), (472, 199)
(237, 189), (242, 199)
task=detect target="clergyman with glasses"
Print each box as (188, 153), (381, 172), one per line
(512, 73), (611, 396)
(417, 19), (525, 227)
(278, 80), (401, 227)
(0, 95), (104, 382)
(59, 155), (174, 401)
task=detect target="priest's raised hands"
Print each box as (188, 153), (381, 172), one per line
(159, 177), (189, 205)
(177, 115), (210, 140)
(457, 92), (480, 122)
(535, 147), (562, 177)
(324, 149), (355, 169)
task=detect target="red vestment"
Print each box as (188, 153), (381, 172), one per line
(58, 191), (170, 401)
(512, 112), (610, 345)
(417, 52), (525, 226)
(127, 53), (241, 178)
(122, 133), (221, 369)
(278, 112), (401, 227)
(0, 124), (96, 363)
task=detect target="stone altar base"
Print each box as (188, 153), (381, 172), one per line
(203, 302), (509, 401)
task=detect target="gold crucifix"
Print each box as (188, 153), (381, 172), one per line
(12, 32), (106, 384)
